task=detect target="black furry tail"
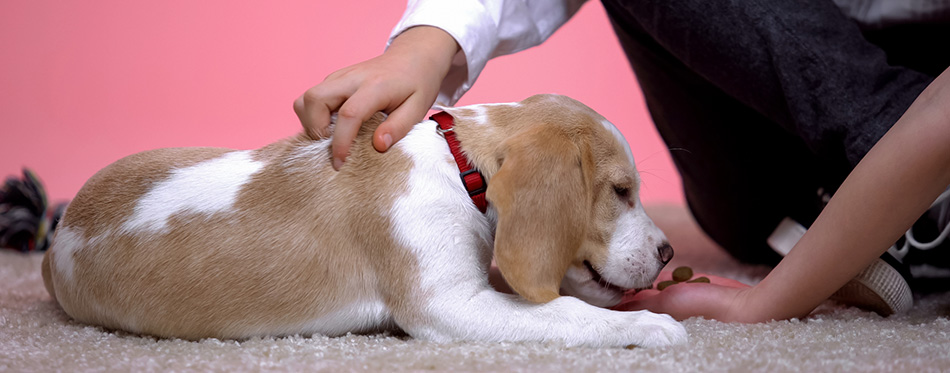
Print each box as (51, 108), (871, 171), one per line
(0, 169), (68, 252)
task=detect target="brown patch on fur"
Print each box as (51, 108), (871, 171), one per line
(48, 114), (422, 339)
(60, 147), (234, 240)
(489, 124), (590, 303)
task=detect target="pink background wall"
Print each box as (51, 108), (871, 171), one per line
(0, 1), (683, 205)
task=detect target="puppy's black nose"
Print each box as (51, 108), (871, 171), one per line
(657, 243), (674, 264)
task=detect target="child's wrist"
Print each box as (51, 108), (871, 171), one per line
(389, 26), (459, 70)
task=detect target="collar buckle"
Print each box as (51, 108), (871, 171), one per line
(459, 169), (487, 197)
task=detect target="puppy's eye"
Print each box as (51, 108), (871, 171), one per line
(613, 186), (630, 199)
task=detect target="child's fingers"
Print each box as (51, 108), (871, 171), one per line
(614, 282), (746, 321)
(294, 79), (355, 140)
(652, 269), (750, 289)
(373, 94), (432, 152)
(615, 271), (749, 309)
(704, 276), (749, 289)
(619, 289), (661, 304)
(331, 87), (391, 170)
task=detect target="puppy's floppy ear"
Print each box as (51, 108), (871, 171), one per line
(490, 125), (590, 303)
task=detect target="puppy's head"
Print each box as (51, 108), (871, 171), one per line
(460, 94), (672, 307)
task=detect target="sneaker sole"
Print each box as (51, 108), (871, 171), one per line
(769, 217), (914, 316)
(829, 257), (913, 316)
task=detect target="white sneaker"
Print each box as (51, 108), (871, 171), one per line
(768, 217), (913, 316)
(888, 187), (950, 281)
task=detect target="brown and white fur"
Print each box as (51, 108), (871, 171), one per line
(42, 94), (686, 348)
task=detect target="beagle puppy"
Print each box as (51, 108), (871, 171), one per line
(42, 94), (686, 348)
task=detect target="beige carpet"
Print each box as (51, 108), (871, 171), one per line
(2, 205), (949, 372)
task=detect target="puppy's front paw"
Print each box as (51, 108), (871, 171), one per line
(621, 311), (687, 348)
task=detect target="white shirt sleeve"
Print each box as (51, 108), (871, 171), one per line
(389, 0), (588, 106)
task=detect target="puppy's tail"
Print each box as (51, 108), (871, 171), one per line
(42, 250), (57, 301)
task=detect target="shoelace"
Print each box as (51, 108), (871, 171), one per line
(889, 186), (950, 260)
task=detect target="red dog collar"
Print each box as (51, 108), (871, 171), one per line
(430, 111), (488, 213)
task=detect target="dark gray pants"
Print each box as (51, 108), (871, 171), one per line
(601, 0), (945, 264)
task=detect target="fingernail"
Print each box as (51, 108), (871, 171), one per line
(382, 133), (393, 150)
(333, 157), (344, 170)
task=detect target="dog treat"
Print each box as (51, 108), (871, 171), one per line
(657, 266), (708, 290)
(671, 266), (693, 282)
(656, 280), (678, 291)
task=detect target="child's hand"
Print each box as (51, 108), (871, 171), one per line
(293, 26), (459, 170)
(613, 270), (753, 322)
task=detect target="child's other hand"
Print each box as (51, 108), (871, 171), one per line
(293, 26), (459, 170)
(613, 270), (753, 322)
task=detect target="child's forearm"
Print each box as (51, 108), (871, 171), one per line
(740, 68), (950, 322)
